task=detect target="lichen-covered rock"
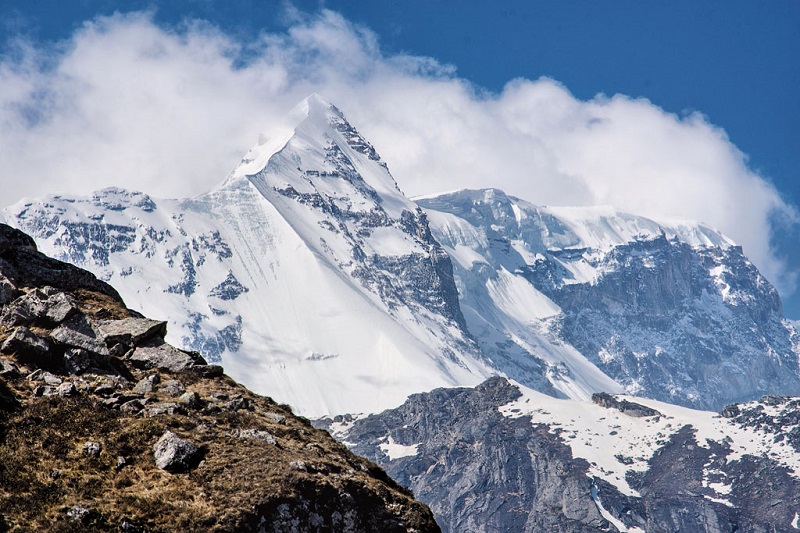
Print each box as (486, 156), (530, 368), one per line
(153, 431), (200, 473)
(129, 340), (205, 372)
(96, 317), (167, 347)
(132, 374), (159, 395)
(1, 326), (52, 362)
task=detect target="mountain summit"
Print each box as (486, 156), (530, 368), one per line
(2, 96), (496, 416)
(4, 97), (800, 415)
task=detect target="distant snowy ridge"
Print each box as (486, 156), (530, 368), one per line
(417, 188), (800, 410)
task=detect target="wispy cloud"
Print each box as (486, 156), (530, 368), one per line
(0, 9), (796, 294)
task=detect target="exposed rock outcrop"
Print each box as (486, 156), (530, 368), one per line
(326, 377), (800, 533)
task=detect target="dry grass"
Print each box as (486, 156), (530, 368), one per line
(0, 367), (435, 532)
(72, 289), (135, 320)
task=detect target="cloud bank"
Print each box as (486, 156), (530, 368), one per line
(0, 9), (796, 295)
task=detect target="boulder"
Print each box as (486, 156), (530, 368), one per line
(158, 380), (185, 397)
(1, 326), (53, 362)
(50, 315), (108, 356)
(83, 441), (102, 458)
(132, 374), (160, 395)
(0, 275), (21, 306)
(33, 385), (57, 397)
(129, 340), (206, 373)
(177, 391), (202, 409)
(43, 291), (80, 324)
(265, 412), (287, 424)
(234, 429), (276, 444)
(41, 372), (62, 386)
(153, 431), (200, 473)
(63, 348), (95, 375)
(592, 392), (662, 418)
(1, 288), (79, 329)
(96, 318), (167, 347)
(119, 399), (146, 415)
(57, 382), (78, 397)
(223, 395), (253, 412)
(65, 505), (94, 524)
(191, 364), (224, 378)
(0, 359), (20, 378)
(143, 402), (182, 418)
(721, 403), (741, 418)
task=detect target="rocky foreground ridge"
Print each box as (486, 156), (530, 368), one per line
(0, 224), (439, 532)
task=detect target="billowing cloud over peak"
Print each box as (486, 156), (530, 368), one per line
(0, 8), (796, 301)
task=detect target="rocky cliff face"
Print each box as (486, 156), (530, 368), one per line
(418, 188), (800, 410)
(0, 223), (439, 532)
(325, 377), (800, 533)
(541, 236), (798, 409)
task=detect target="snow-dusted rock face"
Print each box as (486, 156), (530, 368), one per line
(417, 188), (800, 410)
(327, 377), (800, 533)
(2, 96), (496, 417)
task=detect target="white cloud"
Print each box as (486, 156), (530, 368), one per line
(0, 9), (796, 295)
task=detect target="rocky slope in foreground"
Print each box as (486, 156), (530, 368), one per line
(0, 223), (439, 532)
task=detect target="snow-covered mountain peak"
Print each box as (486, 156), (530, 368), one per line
(225, 93), (341, 182)
(2, 98), (499, 416)
(4, 97), (798, 416)
(226, 94), (405, 210)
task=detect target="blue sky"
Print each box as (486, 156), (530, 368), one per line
(1, 1), (799, 315)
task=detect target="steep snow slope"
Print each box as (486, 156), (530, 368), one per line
(2, 96), (499, 417)
(417, 189), (800, 410)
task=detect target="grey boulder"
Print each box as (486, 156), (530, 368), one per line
(153, 431), (200, 473)
(129, 340), (206, 373)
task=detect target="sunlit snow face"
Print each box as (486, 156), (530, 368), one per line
(499, 384), (800, 504)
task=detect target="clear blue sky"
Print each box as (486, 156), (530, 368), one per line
(2, 0), (799, 315)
